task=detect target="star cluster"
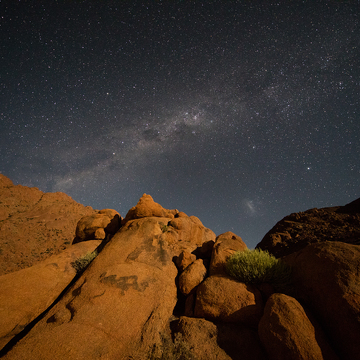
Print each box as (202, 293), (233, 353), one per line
(1, 1), (359, 248)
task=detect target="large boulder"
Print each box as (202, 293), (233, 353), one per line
(122, 193), (177, 223)
(168, 215), (216, 247)
(178, 259), (207, 295)
(0, 174), (97, 275)
(0, 240), (101, 350)
(256, 197), (360, 258)
(194, 275), (263, 326)
(175, 250), (197, 271)
(209, 231), (247, 276)
(173, 316), (267, 360)
(73, 209), (122, 243)
(284, 241), (360, 360)
(173, 316), (232, 360)
(258, 293), (337, 360)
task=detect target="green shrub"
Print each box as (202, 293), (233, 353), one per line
(161, 224), (169, 233)
(71, 250), (98, 273)
(226, 249), (291, 291)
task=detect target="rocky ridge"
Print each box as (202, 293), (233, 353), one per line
(0, 174), (359, 359)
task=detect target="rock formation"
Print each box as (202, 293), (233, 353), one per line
(0, 174), (359, 360)
(257, 198), (360, 258)
(0, 174), (97, 275)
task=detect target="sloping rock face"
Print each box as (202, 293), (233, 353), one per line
(2, 194), (217, 359)
(284, 241), (360, 360)
(0, 174), (97, 275)
(0, 240), (101, 349)
(256, 197), (360, 258)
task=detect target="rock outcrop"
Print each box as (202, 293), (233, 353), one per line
(258, 293), (329, 360)
(1, 193), (217, 359)
(1, 175), (360, 360)
(194, 276), (263, 326)
(257, 197), (360, 258)
(284, 241), (360, 360)
(0, 174), (97, 275)
(0, 240), (101, 349)
(73, 209), (122, 243)
(209, 231), (247, 276)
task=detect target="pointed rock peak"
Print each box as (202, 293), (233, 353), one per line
(122, 194), (177, 224)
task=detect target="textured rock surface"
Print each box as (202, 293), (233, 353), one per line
(178, 259), (207, 295)
(258, 293), (325, 360)
(194, 275), (263, 326)
(2, 211), (215, 359)
(284, 241), (360, 360)
(168, 215), (216, 246)
(175, 250), (197, 271)
(0, 174), (97, 275)
(122, 193), (177, 223)
(74, 209), (121, 243)
(257, 197), (360, 257)
(209, 231), (247, 276)
(173, 316), (232, 360)
(0, 240), (101, 349)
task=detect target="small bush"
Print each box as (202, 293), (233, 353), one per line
(226, 249), (291, 291)
(161, 224), (169, 233)
(71, 250), (98, 273)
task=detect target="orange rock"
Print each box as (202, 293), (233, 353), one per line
(169, 215), (216, 247)
(1, 217), (179, 359)
(122, 193), (176, 223)
(74, 209), (121, 243)
(175, 250), (196, 271)
(0, 175), (97, 275)
(0, 240), (101, 349)
(173, 316), (232, 360)
(258, 293), (325, 360)
(194, 275), (263, 326)
(209, 231), (247, 276)
(178, 259), (207, 295)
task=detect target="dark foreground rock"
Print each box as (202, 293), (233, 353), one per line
(284, 241), (360, 360)
(256, 197), (360, 258)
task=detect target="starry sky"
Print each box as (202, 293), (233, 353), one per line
(1, 1), (359, 248)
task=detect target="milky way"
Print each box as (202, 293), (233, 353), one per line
(1, 1), (359, 248)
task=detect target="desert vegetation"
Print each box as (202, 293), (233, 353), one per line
(226, 249), (292, 291)
(70, 250), (98, 273)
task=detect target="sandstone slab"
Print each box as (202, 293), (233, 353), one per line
(0, 174), (97, 275)
(0, 240), (101, 350)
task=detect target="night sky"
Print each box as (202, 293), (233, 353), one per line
(1, 1), (359, 248)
